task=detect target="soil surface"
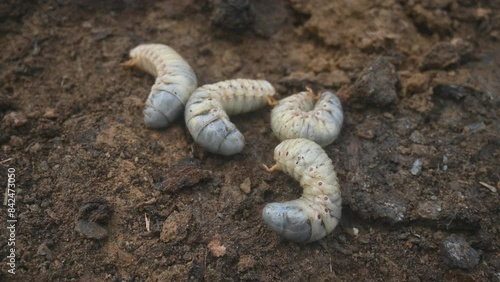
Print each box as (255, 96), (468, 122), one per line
(1, 0), (499, 281)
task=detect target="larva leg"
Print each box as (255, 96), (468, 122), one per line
(267, 97), (278, 107)
(305, 87), (320, 101)
(262, 138), (341, 243)
(260, 163), (278, 172)
(185, 79), (276, 156)
(120, 59), (137, 68)
(126, 44), (197, 128)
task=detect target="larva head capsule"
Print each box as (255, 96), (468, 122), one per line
(262, 201), (312, 243)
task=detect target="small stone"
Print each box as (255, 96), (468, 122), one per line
(490, 30), (499, 40)
(29, 204), (41, 213)
(75, 201), (112, 240)
(462, 122), (486, 135)
(433, 84), (480, 101)
(38, 161), (49, 172)
(2, 111), (28, 128)
(160, 210), (192, 244)
(8, 136), (23, 147)
(75, 220), (108, 240)
(409, 131), (426, 144)
(28, 143), (42, 153)
(346, 57), (398, 107)
(208, 239), (227, 257)
(239, 177), (251, 194)
(441, 156), (449, 171)
(40, 200), (50, 208)
(78, 201), (112, 223)
(441, 234), (480, 270)
(411, 159), (422, 176)
(450, 38), (473, 57)
(416, 201), (442, 220)
(43, 108), (58, 119)
(351, 227), (359, 237)
(372, 199), (408, 224)
(37, 242), (54, 259)
(420, 42), (459, 70)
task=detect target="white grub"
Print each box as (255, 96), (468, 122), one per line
(185, 79), (276, 156)
(270, 88), (343, 147)
(125, 44), (197, 128)
(261, 138), (341, 243)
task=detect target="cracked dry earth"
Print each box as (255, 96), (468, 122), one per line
(0, 0), (499, 281)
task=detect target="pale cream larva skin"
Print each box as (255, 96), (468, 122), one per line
(262, 138), (342, 243)
(270, 90), (343, 147)
(128, 44), (197, 128)
(185, 79), (276, 156)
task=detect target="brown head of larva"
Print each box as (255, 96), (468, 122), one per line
(305, 87), (321, 101)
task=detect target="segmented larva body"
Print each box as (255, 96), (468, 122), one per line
(185, 79), (276, 156)
(262, 138), (341, 243)
(270, 90), (343, 147)
(127, 44), (197, 128)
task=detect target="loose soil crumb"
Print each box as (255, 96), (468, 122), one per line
(0, 0), (498, 281)
(208, 239), (227, 257)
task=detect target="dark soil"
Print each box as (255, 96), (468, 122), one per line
(0, 0), (499, 281)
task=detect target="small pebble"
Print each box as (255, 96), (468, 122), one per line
(2, 111), (28, 128)
(411, 159), (422, 176)
(239, 177), (251, 194)
(8, 136), (24, 147)
(409, 131), (426, 144)
(433, 84), (479, 101)
(75, 201), (112, 240)
(420, 42), (459, 70)
(441, 234), (479, 270)
(75, 220), (109, 240)
(416, 201), (442, 220)
(38, 161), (49, 172)
(43, 108), (58, 119)
(346, 57), (398, 107)
(160, 210), (192, 244)
(352, 227), (359, 237)
(441, 156), (448, 171)
(462, 122), (486, 135)
(37, 242), (54, 259)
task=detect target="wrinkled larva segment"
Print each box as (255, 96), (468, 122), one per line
(262, 138), (341, 243)
(270, 90), (343, 147)
(127, 44), (197, 129)
(185, 79), (276, 156)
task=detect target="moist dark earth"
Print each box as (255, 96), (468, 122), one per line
(0, 0), (499, 281)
